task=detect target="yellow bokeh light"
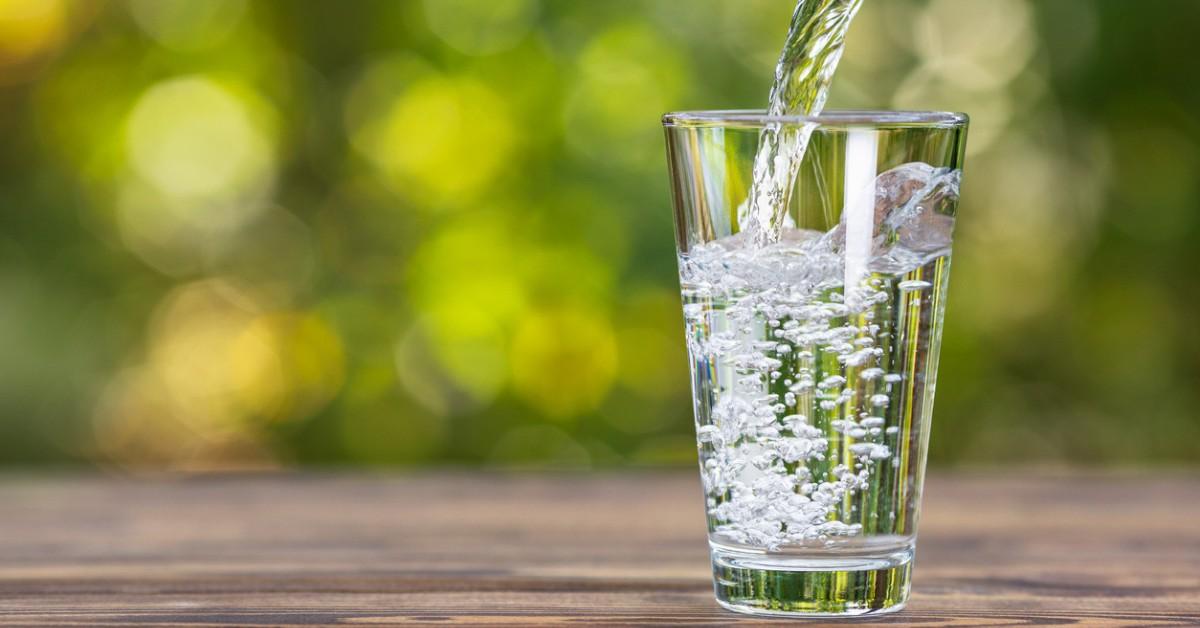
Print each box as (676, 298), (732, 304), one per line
(92, 366), (280, 471)
(422, 0), (538, 56)
(509, 307), (618, 419)
(147, 279), (264, 432)
(144, 279), (344, 430)
(352, 73), (516, 206)
(125, 75), (276, 209)
(119, 75), (279, 271)
(93, 278), (346, 469)
(0, 0), (66, 66)
(231, 312), (346, 424)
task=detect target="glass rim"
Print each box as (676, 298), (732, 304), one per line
(662, 109), (969, 129)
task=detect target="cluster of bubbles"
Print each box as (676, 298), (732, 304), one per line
(680, 163), (959, 550)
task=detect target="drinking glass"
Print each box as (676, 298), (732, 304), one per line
(662, 110), (968, 616)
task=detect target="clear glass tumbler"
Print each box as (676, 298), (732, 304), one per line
(663, 110), (968, 616)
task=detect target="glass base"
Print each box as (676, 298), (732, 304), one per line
(710, 543), (913, 617)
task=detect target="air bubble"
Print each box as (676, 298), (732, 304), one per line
(675, 184), (957, 549)
(818, 375), (846, 389)
(898, 279), (932, 291)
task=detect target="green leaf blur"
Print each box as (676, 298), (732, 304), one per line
(1, 0), (1197, 469)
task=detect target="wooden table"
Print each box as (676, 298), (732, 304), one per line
(1, 473), (1197, 626)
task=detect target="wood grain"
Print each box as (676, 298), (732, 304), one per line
(0, 472), (1196, 626)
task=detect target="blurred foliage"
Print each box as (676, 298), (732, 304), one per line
(1, 0), (1198, 469)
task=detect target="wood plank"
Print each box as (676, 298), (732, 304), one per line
(0, 473), (1196, 625)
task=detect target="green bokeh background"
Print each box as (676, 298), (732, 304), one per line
(1, 0), (1197, 469)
